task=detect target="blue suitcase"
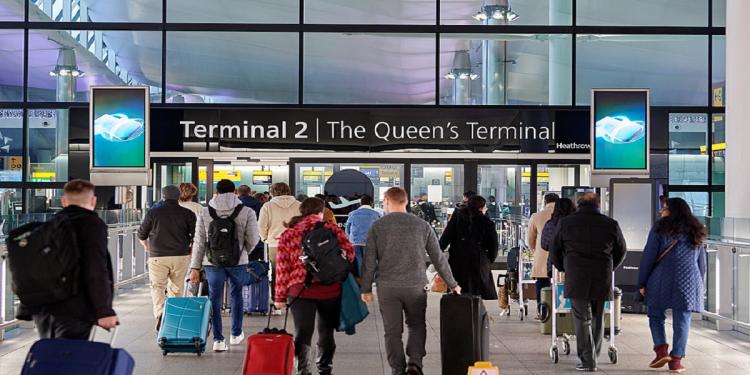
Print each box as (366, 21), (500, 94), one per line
(243, 277), (270, 315)
(22, 327), (134, 375)
(157, 282), (211, 356)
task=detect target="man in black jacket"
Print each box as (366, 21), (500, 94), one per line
(549, 193), (627, 372)
(27, 179), (118, 339)
(139, 185), (196, 329)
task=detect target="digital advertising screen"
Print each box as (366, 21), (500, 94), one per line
(90, 87), (149, 169)
(591, 89), (649, 173)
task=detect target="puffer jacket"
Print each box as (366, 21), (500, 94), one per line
(259, 196), (302, 247)
(639, 229), (707, 312)
(190, 193), (260, 269)
(274, 215), (355, 302)
(345, 206), (382, 245)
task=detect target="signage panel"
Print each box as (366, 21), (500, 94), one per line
(90, 86), (149, 170)
(591, 89), (650, 173)
(169, 108), (591, 153)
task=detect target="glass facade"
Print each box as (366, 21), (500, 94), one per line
(0, 0), (727, 215)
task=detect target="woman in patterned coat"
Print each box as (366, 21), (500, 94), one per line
(639, 197), (707, 373)
(274, 197), (355, 375)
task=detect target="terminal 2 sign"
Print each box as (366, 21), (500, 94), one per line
(167, 108), (591, 154)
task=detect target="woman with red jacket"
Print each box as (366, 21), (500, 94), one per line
(274, 197), (355, 375)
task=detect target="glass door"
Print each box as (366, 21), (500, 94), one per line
(151, 160), (196, 206)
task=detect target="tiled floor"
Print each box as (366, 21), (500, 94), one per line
(1, 286), (750, 375)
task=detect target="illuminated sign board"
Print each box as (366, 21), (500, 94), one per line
(591, 89), (650, 173)
(90, 86), (149, 170)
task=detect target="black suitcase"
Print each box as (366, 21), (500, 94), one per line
(440, 294), (489, 375)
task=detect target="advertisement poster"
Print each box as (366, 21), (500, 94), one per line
(91, 87), (148, 169)
(592, 90), (649, 172)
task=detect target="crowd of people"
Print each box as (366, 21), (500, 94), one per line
(15, 178), (708, 375)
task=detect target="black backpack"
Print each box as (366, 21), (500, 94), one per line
(207, 205), (244, 267)
(6, 214), (80, 307)
(301, 222), (351, 285)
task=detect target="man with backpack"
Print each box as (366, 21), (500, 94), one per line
(189, 179), (259, 352)
(138, 185), (196, 331)
(10, 179), (117, 339)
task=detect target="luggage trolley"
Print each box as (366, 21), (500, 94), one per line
(549, 269), (618, 364)
(515, 245), (535, 321)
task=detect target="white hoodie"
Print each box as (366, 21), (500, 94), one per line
(190, 193), (259, 268)
(258, 195), (301, 247)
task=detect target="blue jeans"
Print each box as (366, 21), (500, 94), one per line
(354, 245), (366, 277)
(648, 308), (693, 357)
(204, 265), (250, 341)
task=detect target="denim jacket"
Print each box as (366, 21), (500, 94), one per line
(345, 206), (382, 245)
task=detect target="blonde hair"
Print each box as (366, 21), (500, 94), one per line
(270, 182), (291, 197)
(179, 183), (198, 202)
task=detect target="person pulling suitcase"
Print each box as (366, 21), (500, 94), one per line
(361, 188), (460, 375)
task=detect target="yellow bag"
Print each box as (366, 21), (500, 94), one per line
(467, 361), (499, 375)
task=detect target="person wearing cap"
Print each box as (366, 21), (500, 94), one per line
(138, 185), (197, 330)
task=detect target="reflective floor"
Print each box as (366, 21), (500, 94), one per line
(1, 286), (750, 375)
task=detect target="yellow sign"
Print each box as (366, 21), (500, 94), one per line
(199, 169), (241, 182)
(467, 361), (499, 375)
(699, 142), (726, 154)
(713, 87), (724, 107)
(8, 156), (22, 170)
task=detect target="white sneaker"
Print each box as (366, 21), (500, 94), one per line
(213, 340), (228, 352)
(229, 332), (245, 345)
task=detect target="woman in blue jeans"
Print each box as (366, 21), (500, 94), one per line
(639, 197), (707, 373)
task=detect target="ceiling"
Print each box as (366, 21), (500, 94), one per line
(0, 0), (719, 105)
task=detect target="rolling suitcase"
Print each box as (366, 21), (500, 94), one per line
(243, 306), (294, 374)
(22, 326), (134, 375)
(243, 248), (272, 315)
(157, 281), (211, 356)
(243, 277), (270, 314)
(440, 294), (489, 375)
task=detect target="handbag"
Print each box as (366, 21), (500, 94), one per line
(656, 239), (679, 264)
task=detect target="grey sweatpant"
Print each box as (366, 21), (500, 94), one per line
(378, 287), (428, 375)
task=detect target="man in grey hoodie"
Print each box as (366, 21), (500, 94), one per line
(361, 187), (460, 375)
(189, 179), (259, 352)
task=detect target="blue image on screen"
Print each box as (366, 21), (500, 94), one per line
(92, 88), (147, 168)
(593, 91), (648, 170)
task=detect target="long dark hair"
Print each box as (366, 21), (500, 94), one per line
(455, 195), (487, 235)
(655, 197), (706, 248)
(285, 197), (325, 228)
(551, 198), (575, 222)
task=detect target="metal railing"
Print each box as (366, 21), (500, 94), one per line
(0, 211), (147, 339)
(697, 216), (750, 335)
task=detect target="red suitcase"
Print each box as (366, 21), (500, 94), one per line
(243, 310), (294, 375)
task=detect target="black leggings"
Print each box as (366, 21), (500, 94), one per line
(289, 297), (341, 350)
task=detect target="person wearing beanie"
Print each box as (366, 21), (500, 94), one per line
(138, 185), (197, 330)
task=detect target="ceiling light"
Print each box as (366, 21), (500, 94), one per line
(49, 47), (84, 79)
(474, 2), (519, 23)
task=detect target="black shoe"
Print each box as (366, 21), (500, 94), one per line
(405, 364), (423, 375)
(575, 364), (597, 372)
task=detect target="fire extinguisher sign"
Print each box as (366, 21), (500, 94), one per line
(467, 362), (499, 375)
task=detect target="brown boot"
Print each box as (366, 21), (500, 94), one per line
(649, 344), (671, 368)
(669, 357), (686, 373)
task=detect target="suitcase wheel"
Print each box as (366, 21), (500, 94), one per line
(562, 340), (571, 355)
(608, 347), (618, 364)
(193, 337), (202, 350)
(158, 337), (167, 346)
(162, 350), (168, 357)
(196, 351), (202, 357)
(550, 346), (559, 363)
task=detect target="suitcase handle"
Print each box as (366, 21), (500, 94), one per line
(184, 279), (203, 297)
(89, 324), (119, 345)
